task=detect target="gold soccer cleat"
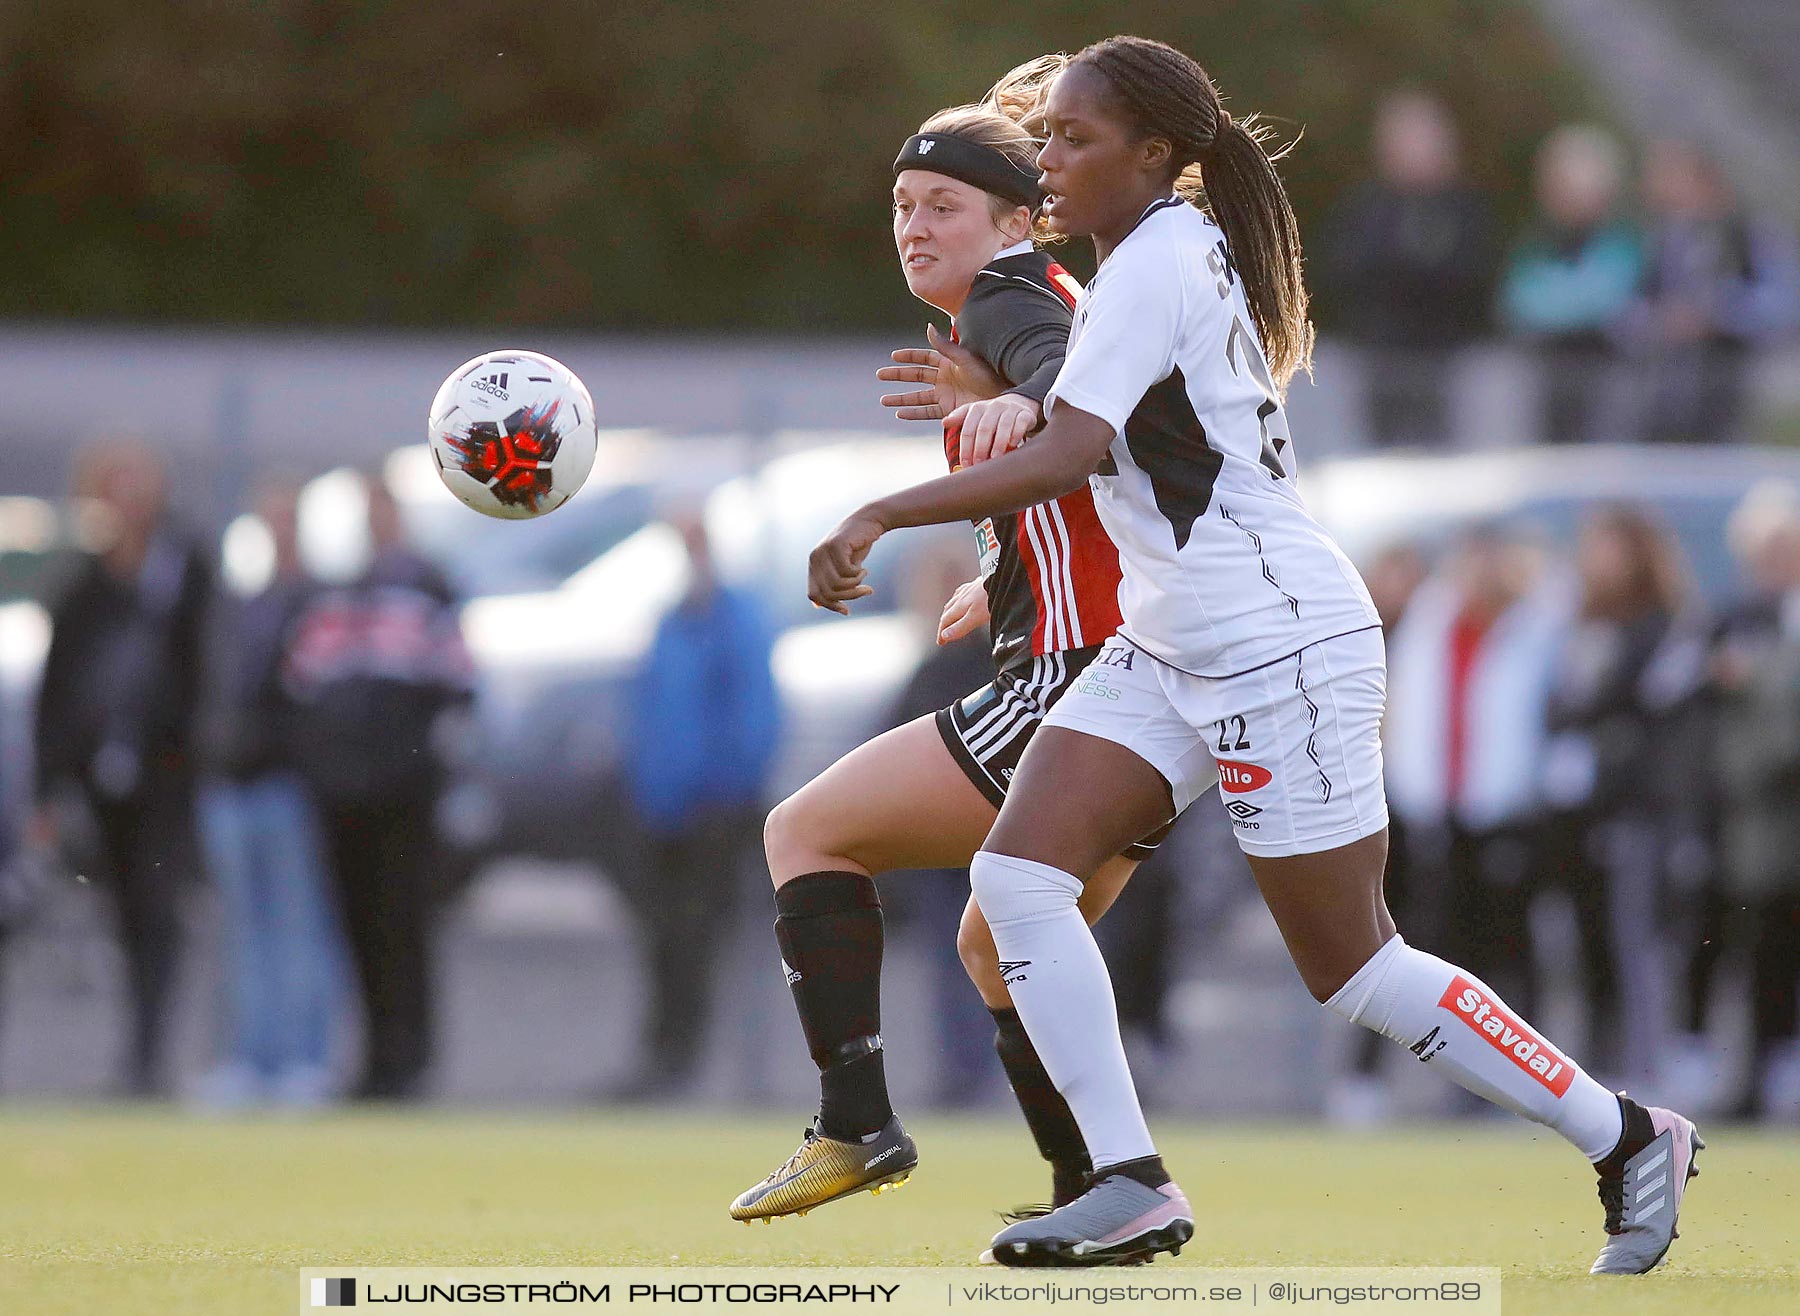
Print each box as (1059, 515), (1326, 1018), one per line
(729, 1117), (917, 1222)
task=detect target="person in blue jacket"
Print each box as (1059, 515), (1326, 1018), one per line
(619, 505), (781, 1098)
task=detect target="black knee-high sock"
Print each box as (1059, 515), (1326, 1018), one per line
(992, 1006), (1092, 1206)
(774, 872), (892, 1139)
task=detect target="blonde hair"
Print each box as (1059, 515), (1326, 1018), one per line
(913, 55), (1070, 238)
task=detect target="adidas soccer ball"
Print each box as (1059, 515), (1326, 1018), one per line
(427, 349), (598, 520)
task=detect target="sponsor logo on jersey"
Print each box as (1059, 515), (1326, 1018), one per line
(974, 518), (1001, 578)
(1439, 975), (1573, 1095)
(1096, 645), (1135, 670)
(1218, 760), (1272, 793)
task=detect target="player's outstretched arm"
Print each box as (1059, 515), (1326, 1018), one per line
(807, 403), (1113, 614)
(877, 324), (1010, 421)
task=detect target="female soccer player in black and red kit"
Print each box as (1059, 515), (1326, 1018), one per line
(730, 59), (1184, 1224)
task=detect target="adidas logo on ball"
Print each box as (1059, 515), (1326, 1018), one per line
(470, 372), (510, 400)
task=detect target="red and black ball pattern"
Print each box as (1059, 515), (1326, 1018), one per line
(445, 398), (565, 511)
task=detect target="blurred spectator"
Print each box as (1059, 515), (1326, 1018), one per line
(1538, 505), (1706, 1082)
(1499, 125), (1642, 444)
(284, 473), (471, 1100)
(1385, 526), (1562, 1024)
(1335, 541), (1431, 1122)
(616, 508), (779, 1099)
(1094, 846), (1179, 1083)
(875, 540), (997, 1106)
(0, 664), (22, 1072)
(1624, 140), (1800, 444)
(193, 480), (344, 1109)
(31, 440), (211, 1096)
(1320, 91), (1495, 448)
(1710, 484), (1800, 1118)
(1361, 541), (1430, 946)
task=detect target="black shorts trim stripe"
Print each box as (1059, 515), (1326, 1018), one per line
(936, 706), (1008, 811)
(935, 646), (1174, 859)
(964, 655), (1058, 756)
(964, 652), (1063, 757)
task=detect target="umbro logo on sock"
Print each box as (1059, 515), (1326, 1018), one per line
(998, 960), (1031, 986)
(1409, 1025), (1446, 1063)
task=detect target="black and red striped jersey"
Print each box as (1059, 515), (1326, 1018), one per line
(949, 241), (1125, 674)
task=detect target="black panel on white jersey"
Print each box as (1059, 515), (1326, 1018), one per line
(1121, 366), (1223, 552)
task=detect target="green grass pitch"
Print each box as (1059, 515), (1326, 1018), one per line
(3, 1108), (1795, 1314)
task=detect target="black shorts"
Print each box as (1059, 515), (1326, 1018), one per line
(935, 646), (1175, 860)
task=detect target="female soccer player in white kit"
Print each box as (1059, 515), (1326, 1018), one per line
(809, 35), (1701, 1273)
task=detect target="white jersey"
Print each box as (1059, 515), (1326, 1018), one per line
(1046, 198), (1378, 677)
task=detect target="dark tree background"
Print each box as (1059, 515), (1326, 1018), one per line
(0, 0), (1591, 330)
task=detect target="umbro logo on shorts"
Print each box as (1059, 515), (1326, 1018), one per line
(1224, 800), (1263, 821)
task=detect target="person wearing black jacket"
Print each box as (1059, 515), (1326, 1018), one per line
(1707, 493), (1800, 1117)
(33, 440), (210, 1097)
(1538, 504), (1705, 1083)
(1319, 91), (1495, 448)
(282, 473), (471, 1100)
(1625, 141), (1800, 444)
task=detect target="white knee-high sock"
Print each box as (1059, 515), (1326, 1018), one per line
(1327, 934), (1624, 1161)
(969, 851), (1155, 1170)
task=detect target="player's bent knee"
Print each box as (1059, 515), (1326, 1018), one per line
(969, 850), (1082, 926)
(762, 794), (822, 882)
(956, 904), (998, 980)
(956, 906), (1012, 1005)
(1298, 930), (1394, 1003)
(1321, 932), (1409, 1027)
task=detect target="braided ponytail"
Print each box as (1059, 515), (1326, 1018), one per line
(1074, 36), (1313, 388)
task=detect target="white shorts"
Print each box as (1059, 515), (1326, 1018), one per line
(1041, 626), (1390, 858)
